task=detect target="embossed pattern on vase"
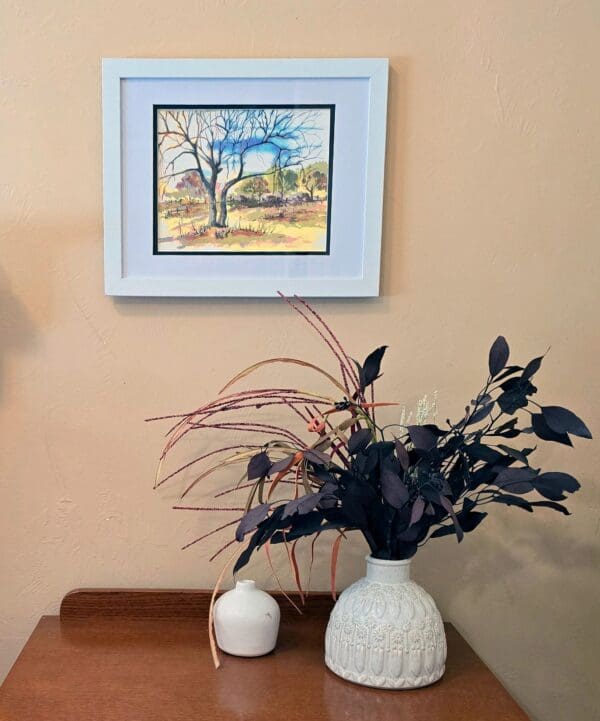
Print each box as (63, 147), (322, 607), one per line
(325, 575), (446, 688)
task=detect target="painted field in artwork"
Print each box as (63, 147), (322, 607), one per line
(155, 105), (334, 254)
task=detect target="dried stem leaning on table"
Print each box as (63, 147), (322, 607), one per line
(148, 295), (591, 669)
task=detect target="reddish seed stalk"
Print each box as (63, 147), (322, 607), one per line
(160, 419), (200, 458)
(172, 400), (325, 439)
(317, 405), (350, 468)
(294, 294), (361, 393)
(153, 295), (386, 572)
(370, 384), (376, 424)
(197, 398), (330, 415)
(158, 388), (334, 461)
(172, 388), (333, 420)
(173, 506), (245, 512)
(214, 479), (297, 498)
(339, 362), (352, 396)
(146, 412), (193, 422)
(209, 538), (238, 562)
(202, 391), (325, 411)
(156, 445), (261, 489)
(159, 390), (327, 452)
(162, 413), (193, 439)
(307, 532), (321, 596)
(277, 293), (353, 395)
(191, 422), (305, 446)
(181, 518), (241, 551)
(285, 401), (311, 423)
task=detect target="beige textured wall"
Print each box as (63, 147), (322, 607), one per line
(1, 1), (599, 719)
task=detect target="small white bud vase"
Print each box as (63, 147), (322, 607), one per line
(214, 579), (280, 657)
(325, 556), (446, 688)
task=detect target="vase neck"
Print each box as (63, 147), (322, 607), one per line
(235, 580), (257, 592)
(366, 556), (411, 584)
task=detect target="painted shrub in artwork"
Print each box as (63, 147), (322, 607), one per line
(154, 105), (334, 254)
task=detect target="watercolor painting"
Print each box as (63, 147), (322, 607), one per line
(154, 105), (334, 254)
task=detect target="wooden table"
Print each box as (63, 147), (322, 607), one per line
(0, 589), (530, 720)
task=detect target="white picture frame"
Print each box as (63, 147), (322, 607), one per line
(103, 58), (388, 297)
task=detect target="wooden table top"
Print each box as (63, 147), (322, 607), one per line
(0, 589), (530, 721)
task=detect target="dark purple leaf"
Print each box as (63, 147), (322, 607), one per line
(422, 423), (447, 437)
(247, 452), (271, 481)
(352, 359), (366, 394)
(340, 495), (368, 527)
(361, 346), (388, 390)
(381, 469), (409, 509)
(541, 406), (592, 440)
(522, 356), (543, 381)
(409, 496), (425, 526)
(408, 425), (437, 452)
(269, 454), (296, 475)
(489, 336), (510, 377)
(281, 513), (343, 542)
(438, 494), (454, 514)
(466, 403), (494, 425)
(394, 438), (410, 471)
(493, 467), (537, 494)
(303, 448), (331, 466)
(347, 428), (373, 455)
(318, 481), (339, 510)
(531, 413), (573, 447)
(500, 376), (536, 393)
(235, 503), (270, 542)
(497, 380), (534, 413)
(430, 509), (485, 539)
(396, 525), (421, 542)
(282, 492), (324, 519)
(320, 480), (339, 494)
(438, 495), (464, 542)
(465, 443), (503, 464)
(233, 527), (262, 573)
(395, 541), (419, 559)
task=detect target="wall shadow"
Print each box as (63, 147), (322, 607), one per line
(0, 266), (37, 401)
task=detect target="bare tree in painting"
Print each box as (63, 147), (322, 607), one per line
(158, 108), (324, 228)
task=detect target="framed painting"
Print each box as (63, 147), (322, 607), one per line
(103, 58), (388, 297)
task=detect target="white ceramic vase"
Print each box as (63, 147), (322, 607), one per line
(214, 579), (280, 657)
(324, 556), (446, 688)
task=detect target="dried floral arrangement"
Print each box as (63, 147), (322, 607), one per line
(149, 295), (591, 662)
